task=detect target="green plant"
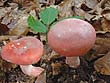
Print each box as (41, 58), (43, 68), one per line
(39, 7), (58, 25)
(27, 7), (82, 34)
(28, 7), (58, 34)
(28, 15), (48, 33)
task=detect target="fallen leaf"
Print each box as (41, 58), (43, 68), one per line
(85, 37), (110, 61)
(74, 0), (85, 17)
(0, 0), (7, 6)
(85, 0), (98, 9)
(101, 18), (110, 32)
(43, 46), (59, 61)
(0, 7), (11, 20)
(94, 51), (110, 75)
(12, 0), (40, 10)
(102, 7), (110, 21)
(0, 23), (9, 35)
(92, 19), (102, 31)
(57, 0), (74, 18)
(35, 70), (46, 83)
(9, 14), (29, 36)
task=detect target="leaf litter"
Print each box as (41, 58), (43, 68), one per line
(0, 0), (110, 83)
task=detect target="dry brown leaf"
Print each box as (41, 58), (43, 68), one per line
(85, 37), (110, 61)
(103, 0), (110, 8)
(86, 0), (109, 21)
(39, 0), (47, 4)
(103, 13), (110, 20)
(42, 46), (59, 62)
(89, 0), (108, 14)
(74, 0), (85, 17)
(96, 37), (110, 45)
(2, 14), (14, 25)
(84, 13), (95, 21)
(0, 0), (7, 6)
(94, 51), (110, 75)
(9, 14), (29, 36)
(0, 7), (11, 19)
(74, 8), (85, 18)
(46, 0), (55, 5)
(12, 0), (41, 13)
(75, 0), (98, 9)
(102, 7), (110, 21)
(57, 0), (74, 18)
(0, 23), (9, 35)
(0, 36), (20, 42)
(35, 70), (46, 83)
(74, 0), (84, 8)
(101, 18), (110, 32)
(1, 7), (21, 25)
(92, 19), (102, 31)
(85, 0), (98, 9)
(0, 0), (41, 36)
(74, 0), (98, 21)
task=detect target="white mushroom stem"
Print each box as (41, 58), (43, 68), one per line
(20, 65), (44, 77)
(66, 56), (80, 68)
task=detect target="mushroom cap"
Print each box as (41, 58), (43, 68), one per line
(48, 18), (96, 57)
(1, 37), (43, 65)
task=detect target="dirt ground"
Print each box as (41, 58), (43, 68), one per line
(0, 0), (110, 83)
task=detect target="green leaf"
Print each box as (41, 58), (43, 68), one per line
(71, 16), (83, 19)
(39, 7), (58, 25)
(50, 16), (83, 29)
(59, 16), (83, 21)
(27, 15), (48, 33)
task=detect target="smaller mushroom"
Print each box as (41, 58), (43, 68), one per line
(48, 18), (96, 68)
(1, 37), (44, 77)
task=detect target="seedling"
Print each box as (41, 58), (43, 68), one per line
(27, 7), (82, 34)
(28, 7), (58, 34)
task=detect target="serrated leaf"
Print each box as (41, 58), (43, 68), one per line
(39, 7), (58, 25)
(27, 15), (48, 33)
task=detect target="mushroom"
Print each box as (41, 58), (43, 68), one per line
(47, 18), (96, 68)
(1, 37), (44, 77)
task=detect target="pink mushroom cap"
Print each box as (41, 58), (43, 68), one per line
(1, 37), (43, 65)
(48, 18), (96, 57)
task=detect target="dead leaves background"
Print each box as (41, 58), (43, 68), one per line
(0, 0), (110, 82)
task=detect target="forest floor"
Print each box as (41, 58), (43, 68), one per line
(0, 0), (110, 83)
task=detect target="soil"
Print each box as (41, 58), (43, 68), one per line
(1, 56), (110, 83)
